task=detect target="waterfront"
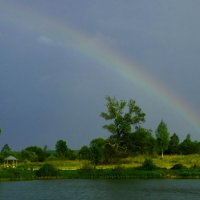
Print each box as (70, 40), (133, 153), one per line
(0, 179), (200, 200)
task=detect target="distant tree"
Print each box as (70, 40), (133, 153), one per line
(1, 144), (12, 158)
(167, 133), (180, 154)
(179, 134), (200, 154)
(100, 96), (145, 152)
(155, 120), (170, 158)
(79, 146), (91, 160)
(24, 146), (46, 162)
(55, 140), (69, 159)
(43, 145), (50, 158)
(20, 149), (38, 162)
(67, 149), (77, 160)
(90, 138), (106, 165)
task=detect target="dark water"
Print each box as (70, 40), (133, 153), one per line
(0, 179), (200, 200)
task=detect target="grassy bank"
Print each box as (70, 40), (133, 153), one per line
(1, 154), (200, 181)
(2, 167), (200, 181)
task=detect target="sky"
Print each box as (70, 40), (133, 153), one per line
(0, 0), (200, 150)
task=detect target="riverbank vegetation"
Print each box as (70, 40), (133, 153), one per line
(2, 156), (200, 180)
(1, 96), (200, 180)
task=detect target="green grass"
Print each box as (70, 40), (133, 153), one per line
(1, 154), (200, 180)
(2, 154), (200, 170)
(152, 154), (200, 169)
(98, 154), (200, 169)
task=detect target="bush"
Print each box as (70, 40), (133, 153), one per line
(80, 161), (94, 170)
(35, 163), (58, 177)
(171, 164), (186, 170)
(140, 158), (157, 170)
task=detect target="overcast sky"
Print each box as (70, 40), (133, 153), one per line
(1, 0), (200, 150)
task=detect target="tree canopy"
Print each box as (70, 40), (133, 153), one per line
(55, 140), (69, 159)
(100, 96), (145, 152)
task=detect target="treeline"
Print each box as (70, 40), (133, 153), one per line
(0, 96), (200, 165)
(0, 132), (200, 165)
(0, 140), (77, 163)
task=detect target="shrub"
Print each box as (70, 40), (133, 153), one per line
(35, 163), (58, 177)
(171, 163), (186, 170)
(80, 161), (94, 170)
(140, 158), (157, 170)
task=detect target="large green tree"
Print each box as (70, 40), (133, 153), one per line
(100, 96), (145, 152)
(155, 120), (170, 158)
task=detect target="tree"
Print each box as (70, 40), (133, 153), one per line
(167, 133), (180, 154)
(155, 120), (169, 158)
(179, 134), (200, 154)
(1, 144), (12, 158)
(100, 96), (145, 152)
(20, 149), (38, 162)
(24, 146), (46, 162)
(79, 146), (91, 160)
(131, 128), (156, 155)
(90, 138), (106, 165)
(55, 140), (69, 159)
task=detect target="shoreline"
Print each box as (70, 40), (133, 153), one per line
(1, 167), (200, 181)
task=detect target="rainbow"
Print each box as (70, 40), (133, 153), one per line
(1, 2), (200, 132)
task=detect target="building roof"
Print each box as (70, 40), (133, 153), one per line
(4, 156), (18, 161)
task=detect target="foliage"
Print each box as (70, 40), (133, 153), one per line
(0, 154), (4, 163)
(90, 138), (106, 165)
(67, 149), (77, 160)
(171, 163), (186, 170)
(2, 154), (200, 180)
(79, 146), (91, 160)
(103, 141), (119, 163)
(20, 149), (37, 162)
(35, 163), (58, 177)
(100, 96), (145, 153)
(167, 133), (180, 154)
(1, 144), (12, 158)
(55, 140), (69, 159)
(20, 146), (46, 162)
(130, 128), (155, 155)
(155, 120), (170, 158)
(80, 161), (94, 170)
(0, 168), (34, 180)
(179, 134), (200, 154)
(140, 158), (158, 170)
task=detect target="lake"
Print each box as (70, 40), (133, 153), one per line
(0, 179), (200, 200)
